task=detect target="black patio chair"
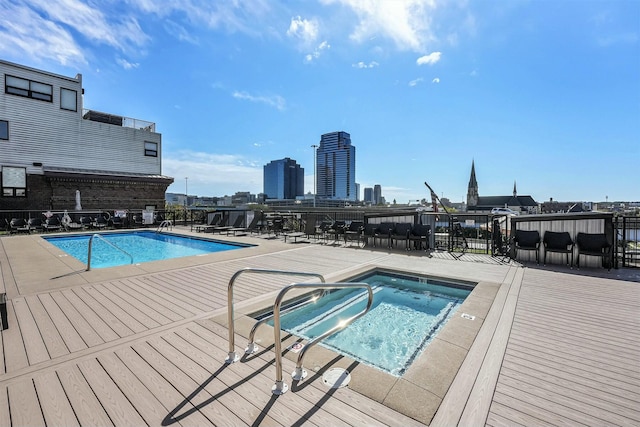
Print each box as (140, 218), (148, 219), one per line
(8, 218), (30, 234)
(576, 232), (612, 271)
(543, 231), (574, 267)
(390, 223), (412, 250)
(513, 229), (541, 264)
(43, 216), (63, 232)
(27, 217), (44, 233)
(325, 220), (346, 243)
(374, 222), (395, 248)
(362, 223), (378, 247)
(343, 221), (364, 246)
(408, 223), (431, 251)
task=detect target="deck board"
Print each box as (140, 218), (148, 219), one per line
(61, 289), (120, 342)
(7, 379), (46, 426)
(2, 235), (639, 426)
(33, 371), (81, 427)
(77, 358), (148, 426)
(25, 295), (69, 359)
(37, 293), (88, 353)
(56, 364), (115, 427)
(12, 297), (50, 365)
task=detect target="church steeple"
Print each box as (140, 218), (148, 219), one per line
(467, 160), (479, 207)
(513, 181), (517, 197)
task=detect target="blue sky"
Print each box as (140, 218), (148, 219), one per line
(1, 0), (638, 204)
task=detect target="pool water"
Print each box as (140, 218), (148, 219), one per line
(44, 231), (250, 268)
(271, 272), (472, 376)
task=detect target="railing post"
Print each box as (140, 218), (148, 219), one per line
(225, 268), (325, 364)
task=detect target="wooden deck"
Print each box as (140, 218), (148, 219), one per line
(1, 231), (639, 426)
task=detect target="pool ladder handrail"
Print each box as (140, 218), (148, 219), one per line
(225, 268), (326, 364)
(86, 233), (134, 271)
(271, 282), (373, 395)
(155, 220), (173, 233)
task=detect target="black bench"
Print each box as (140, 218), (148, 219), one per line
(543, 231), (574, 267)
(576, 232), (612, 270)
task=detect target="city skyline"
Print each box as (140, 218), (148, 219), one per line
(1, 1), (637, 203)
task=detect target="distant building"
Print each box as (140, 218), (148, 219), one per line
(541, 199), (588, 214)
(316, 131), (356, 201)
(373, 184), (382, 205)
(0, 59), (173, 211)
(363, 187), (374, 204)
(466, 160), (538, 214)
(263, 157), (304, 200)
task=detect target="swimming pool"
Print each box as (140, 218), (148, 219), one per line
(267, 270), (473, 376)
(44, 231), (252, 268)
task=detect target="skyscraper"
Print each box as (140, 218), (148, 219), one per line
(316, 131), (356, 201)
(373, 184), (382, 205)
(263, 157), (304, 199)
(364, 187), (374, 204)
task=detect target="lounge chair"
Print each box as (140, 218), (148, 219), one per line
(194, 214), (221, 233)
(408, 223), (431, 251)
(79, 216), (93, 229)
(390, 223), (412, 250)
(132, 215), (144, 227)
(513, 229), (540, 264)
(343, 221), (364, 246)
(576, 232), (612, 270)
(227, 215), (259, 236)
(303, 214), (322, 240)
(27, 217), (44, 233)
(43, 216), (63, 232)
(543, 231), (574, 267)
(92, 216), (109, 229)
(7, 218), (30, 234)
(211, 216), (243, 234)
(207, 216), (231, 234)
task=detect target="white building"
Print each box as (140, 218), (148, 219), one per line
(0, 59), (173, 212)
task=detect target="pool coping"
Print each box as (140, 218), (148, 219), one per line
(212, 265), (501, 425)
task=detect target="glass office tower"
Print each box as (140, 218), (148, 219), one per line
(316, 131), (356, 201)
(263, 157), (304, 199)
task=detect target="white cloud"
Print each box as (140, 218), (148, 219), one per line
(352, 61), (379, 68)
(116, 58), (140, 69)
(409, 77), (424, 87)
(232, 91), (286, 110)
(164, 20), (199, 44)
(432, 77), (440, 83)
(0, 2), (86, 66)
(163, 150), (263, 196)
(323, 0), (437, 51)
(417, 51), (441, 65)
(287, 16), (319, 45)
(304, 40), (331, 63)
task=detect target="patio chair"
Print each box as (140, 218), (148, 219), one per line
(362, 223), (378, 247)
(408, 223), (431, 251)
(211, 216), (243, 234)
(543, 231), (574, 267)
(8, 218), (30, 234)
(43, 216), (63, 232)
(343, 221), (364, 246)
(374, 222), (395, 248)
(227, 215), (259, 236)
(390, 223), (412, 250)
(576, 232), (612, 271)
(303, 215), (322, 240)
(325, 220), (346, 243)
(513, 229), (540, 264)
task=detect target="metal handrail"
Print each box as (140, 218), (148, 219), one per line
(271, 282), (373, 395)
(86, 234), (134, 271)
(155, 219), (173, 233)
(225, 268), (325, 364)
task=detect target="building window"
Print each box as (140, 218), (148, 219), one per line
(1, 166), (26, 197)
(60, 88), (77, 111)
(144, 141), (158, 157)
(0, 120), (7, 140)
(5, 75), (53, 102)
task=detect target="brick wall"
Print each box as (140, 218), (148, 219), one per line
(0, 174), (172, 211)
